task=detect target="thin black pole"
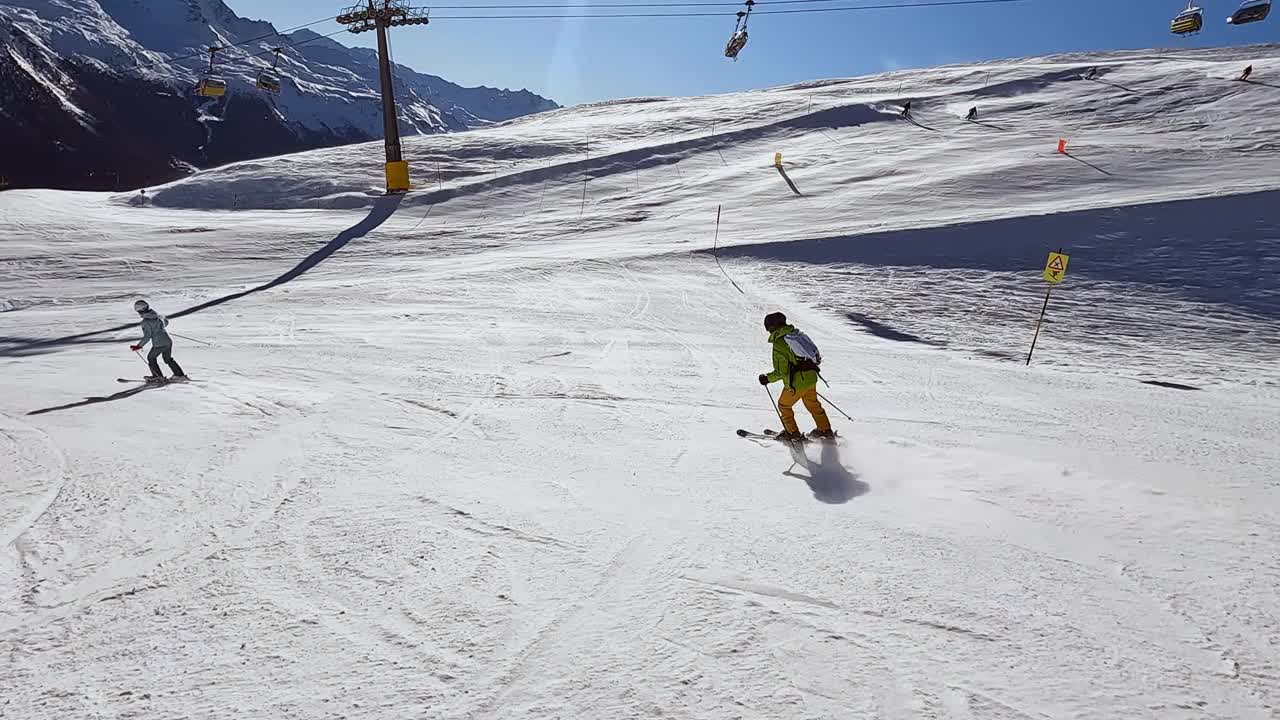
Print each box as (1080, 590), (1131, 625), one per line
(712, 204), (744, 294)
(816, 391), (853, 421)
(1026, 285), (1052, 366)
(169, 332), (212, 346)
(765, 385), (786, 431)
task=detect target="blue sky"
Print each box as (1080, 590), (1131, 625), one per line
(225, 0), (1276, 105)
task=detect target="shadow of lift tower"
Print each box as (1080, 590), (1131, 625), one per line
(337, 0), (431, 193)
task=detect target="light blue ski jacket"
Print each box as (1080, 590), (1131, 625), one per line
(137, 310), (173, 349)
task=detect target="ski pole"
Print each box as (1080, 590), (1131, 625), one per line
(765, 384), (787, 431)
(816, 391), (853, 421)
(169, 332), (212, 346)
(133, 349), (149, 367)
(817, 371), (831, 388)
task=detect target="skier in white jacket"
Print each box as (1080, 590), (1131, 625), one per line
(129, 300), (187, 383)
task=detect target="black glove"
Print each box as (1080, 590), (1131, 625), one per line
(758, 374), (769, 386)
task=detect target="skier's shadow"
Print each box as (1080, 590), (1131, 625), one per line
(1087, 77), (1137, 93)
(969, 119), (1010, 132)
(27, 384), (159, 416)
(783, 441), (869, 504)
(903, 115), (939, 132)
(1244, 78), (1280, 90)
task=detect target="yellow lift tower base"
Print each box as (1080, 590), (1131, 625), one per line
(385, 161), (410, 193)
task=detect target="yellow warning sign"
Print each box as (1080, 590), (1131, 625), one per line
(1043, 251), (1069, 284)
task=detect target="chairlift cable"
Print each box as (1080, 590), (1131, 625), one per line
(136, 15), (341, 69)
(130, 0), (1039, 76)
(418, 0), (961, 7)
(418, 0), (1035, 20)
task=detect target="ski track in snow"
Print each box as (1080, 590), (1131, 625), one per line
(2, 46), (1280, 719)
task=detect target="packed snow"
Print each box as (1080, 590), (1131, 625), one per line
(2, 44), (1279, 719)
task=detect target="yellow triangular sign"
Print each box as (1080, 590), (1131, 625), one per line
(1043, 252), (1069, 284)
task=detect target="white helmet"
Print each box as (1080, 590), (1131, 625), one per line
(133, 300), (150, 313)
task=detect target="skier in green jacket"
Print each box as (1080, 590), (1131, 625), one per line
(758, 312), (833, 441)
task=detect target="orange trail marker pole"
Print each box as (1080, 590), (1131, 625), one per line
(1057, 138), (1068, 154)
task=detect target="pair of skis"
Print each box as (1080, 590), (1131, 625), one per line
(736, 428), (837, 443)
(116, 377), (192, 386)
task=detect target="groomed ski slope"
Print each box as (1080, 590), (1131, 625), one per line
(3, 45), (1280, 719)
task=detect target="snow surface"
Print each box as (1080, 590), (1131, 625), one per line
(2, 45), (1280, 718)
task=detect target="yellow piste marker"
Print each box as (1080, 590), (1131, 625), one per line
(1043, 251), (1069, 283)
(1027, 249), (1070, 366)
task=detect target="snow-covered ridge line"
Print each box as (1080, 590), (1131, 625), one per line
(139, 42), (1280, 239)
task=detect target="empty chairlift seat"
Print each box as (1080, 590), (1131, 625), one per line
(196, 76), (227, 97)
(1228, 0), (1271, 24)
(256, 72), (281, 93)
(1171, 5), (1204, 34)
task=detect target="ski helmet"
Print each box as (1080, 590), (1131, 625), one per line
(133, 300), (150, 313)
(764, 312), (786, 332)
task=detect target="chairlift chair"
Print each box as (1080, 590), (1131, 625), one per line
(1171, 3), (1204, 34)
(195, 45), (227, 97)
(724, 0), (754, 60)
(256, 72), (281, 93)
(1228, 0), (1270, 24)
(196, 77), (228, 97)
(725, 29), (748, 60)
(256, 48), (284, 94)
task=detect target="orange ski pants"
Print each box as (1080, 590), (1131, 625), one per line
(778, 386), (832, 434)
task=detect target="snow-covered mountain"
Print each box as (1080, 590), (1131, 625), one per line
(0, 0), (558, 190)
(3, 44), (1280, 719)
